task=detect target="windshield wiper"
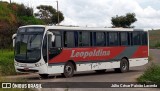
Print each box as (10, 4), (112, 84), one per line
(29, 35), (37, 44)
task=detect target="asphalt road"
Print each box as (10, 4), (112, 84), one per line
(7, 49), (160, 91)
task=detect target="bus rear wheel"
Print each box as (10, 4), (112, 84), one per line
(62, 62), (74, 78)
(115, 58), (129, 73)
(39, 74), (49, 78)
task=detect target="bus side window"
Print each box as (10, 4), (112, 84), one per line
(48, 31), (62, 60)
(142, 32), (148, 45)
(52, 31), (62, 48)
(79, 31), (90, 47)
(48, 34), (52, 49)
(63, 31), (78, 48)
(109, 32), (119, 46)
(64, 31), (67, 47)
(132, 32), (141, 45)
(94, 32), (105, 46)
(67, 32), (75, 47)
(120, 32), (129, 46)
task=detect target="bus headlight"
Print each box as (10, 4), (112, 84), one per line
(15, 62), (19, 66)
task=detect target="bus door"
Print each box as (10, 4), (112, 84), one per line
(47, 31), (62, 62)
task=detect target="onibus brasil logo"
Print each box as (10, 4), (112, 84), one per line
(1, 83), (42, 88)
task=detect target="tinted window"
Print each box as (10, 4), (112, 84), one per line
(15, 34), (43, 63)
(94, 32), (105, 46)
(55, 36), (61, 47)
(121, 32), (129, 46)
(109, 32), (118, 46)
(132, 32), (141, 45)
(48, 34), (52, 48)
(79, 32), (90, 47)
(48, 31), (63, 60)
(64, 31), (75, 47)
(52, 31), (62, 47)
(142, 32), (148, 45)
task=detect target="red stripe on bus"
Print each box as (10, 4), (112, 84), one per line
(48, 47), (126, 64)
(131, 46), (148, 58)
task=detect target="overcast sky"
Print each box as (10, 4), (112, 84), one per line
(2, 0), (160, 28)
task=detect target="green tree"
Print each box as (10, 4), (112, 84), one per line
(35, 5), (64, 25)
(0, 1), (45, 48)
(18, 16), (45, 26)
(111, 13), (137, 28)
(9, 3), (43, 26)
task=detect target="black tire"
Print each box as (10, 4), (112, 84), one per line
(95, 69), (106, 73)
(62, 62), (74, 78)
(115, 58), (129, 73)
(39, 74), (49, 78)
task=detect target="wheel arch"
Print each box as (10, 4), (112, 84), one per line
(66, 60), (77, 71)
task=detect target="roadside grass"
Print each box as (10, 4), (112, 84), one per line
(137, 63), (160, 82)
(148, 52), (153, 61)
(148, 56), (153, 61)
(138, 30), (160, 82)
(0, 49), (33, 91)
(0, 49), (16, 76)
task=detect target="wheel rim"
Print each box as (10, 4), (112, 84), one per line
(122, 61), (127, 71)
(65, 65), (72, 75)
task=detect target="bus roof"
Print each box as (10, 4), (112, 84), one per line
(19, 25), (145, 31)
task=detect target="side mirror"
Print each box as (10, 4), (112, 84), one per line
(12, 34), (17, 47)
(47, 31), (55, 42)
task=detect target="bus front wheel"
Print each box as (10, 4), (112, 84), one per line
(62, 62), (74, 78)
(115, 58), (129, 73)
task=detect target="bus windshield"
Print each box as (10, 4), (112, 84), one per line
(15, 27), (44, 63)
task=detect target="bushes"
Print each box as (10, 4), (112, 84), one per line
(154, 42), (160, 49)
(137, 64), (160, 82)
(18, 16), (45, 26)
(149, 30), (160, 49)
(0, 26), (17, 48)
(0, 50), (16, 75)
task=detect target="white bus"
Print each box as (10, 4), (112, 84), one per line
(12, 25), (149, 78)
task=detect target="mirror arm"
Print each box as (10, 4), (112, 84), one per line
(12, 34), (17, 47)
(47, 31), (55, 42)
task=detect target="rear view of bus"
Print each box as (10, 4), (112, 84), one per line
(12, 25), (149, 78)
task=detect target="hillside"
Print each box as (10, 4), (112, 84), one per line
(0, 1), (44, 48)
(149, 30), (160, 48)
(0, 2), (17, 27)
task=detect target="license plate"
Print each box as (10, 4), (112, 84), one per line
(19, 63), (27, 67)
